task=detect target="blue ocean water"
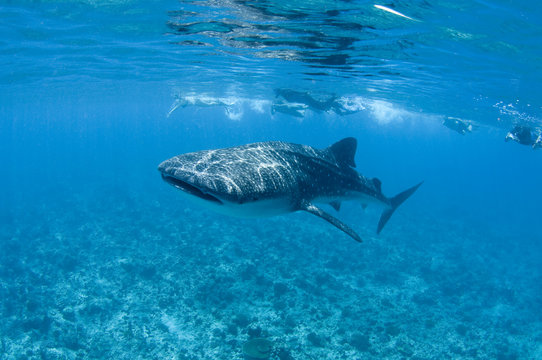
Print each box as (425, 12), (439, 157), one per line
(1, 0), (542, 359)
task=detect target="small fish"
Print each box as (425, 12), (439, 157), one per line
(374, 5), (416, 21)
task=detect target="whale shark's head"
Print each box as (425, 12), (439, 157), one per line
(158, 148), (296, 217)
(160, 170), (224, 205)
(158, 152), (231, 206)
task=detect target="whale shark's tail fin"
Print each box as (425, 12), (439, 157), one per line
(377, 182), (423, 234)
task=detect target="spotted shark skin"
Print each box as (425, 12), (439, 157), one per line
(158, 138), (422, 242)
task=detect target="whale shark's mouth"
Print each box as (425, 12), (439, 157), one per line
(161, 174), (223, 205)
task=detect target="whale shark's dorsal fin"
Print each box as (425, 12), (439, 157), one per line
(301, 201), (362, 242)
(328, 137), (357, 168)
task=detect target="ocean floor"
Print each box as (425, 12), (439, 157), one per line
(1, 185), (542, 359)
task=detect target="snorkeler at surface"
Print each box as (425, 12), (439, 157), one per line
(505, 125), (541, 149)
(443, 117), (473, 135)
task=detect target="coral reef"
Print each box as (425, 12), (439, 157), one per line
(243, 338), (273, 359)
(0, 186), (541, 359)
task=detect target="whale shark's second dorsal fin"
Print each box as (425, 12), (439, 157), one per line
(372, 178), (382, 193)
(328, 137), (357, 168)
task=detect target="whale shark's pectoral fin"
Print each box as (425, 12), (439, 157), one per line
(301, 202), (362, 243)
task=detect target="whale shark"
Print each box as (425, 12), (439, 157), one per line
(158, 137), (422, 242)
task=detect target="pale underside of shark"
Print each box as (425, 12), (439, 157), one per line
(158, 137), (422, 243)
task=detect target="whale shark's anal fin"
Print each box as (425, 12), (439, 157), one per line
(377, 181), (423, 234)
(329, 201), (341, 212)
(301, 202), (362, 243)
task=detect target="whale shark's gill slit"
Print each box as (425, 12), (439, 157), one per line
(162, 175), (223, 204)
